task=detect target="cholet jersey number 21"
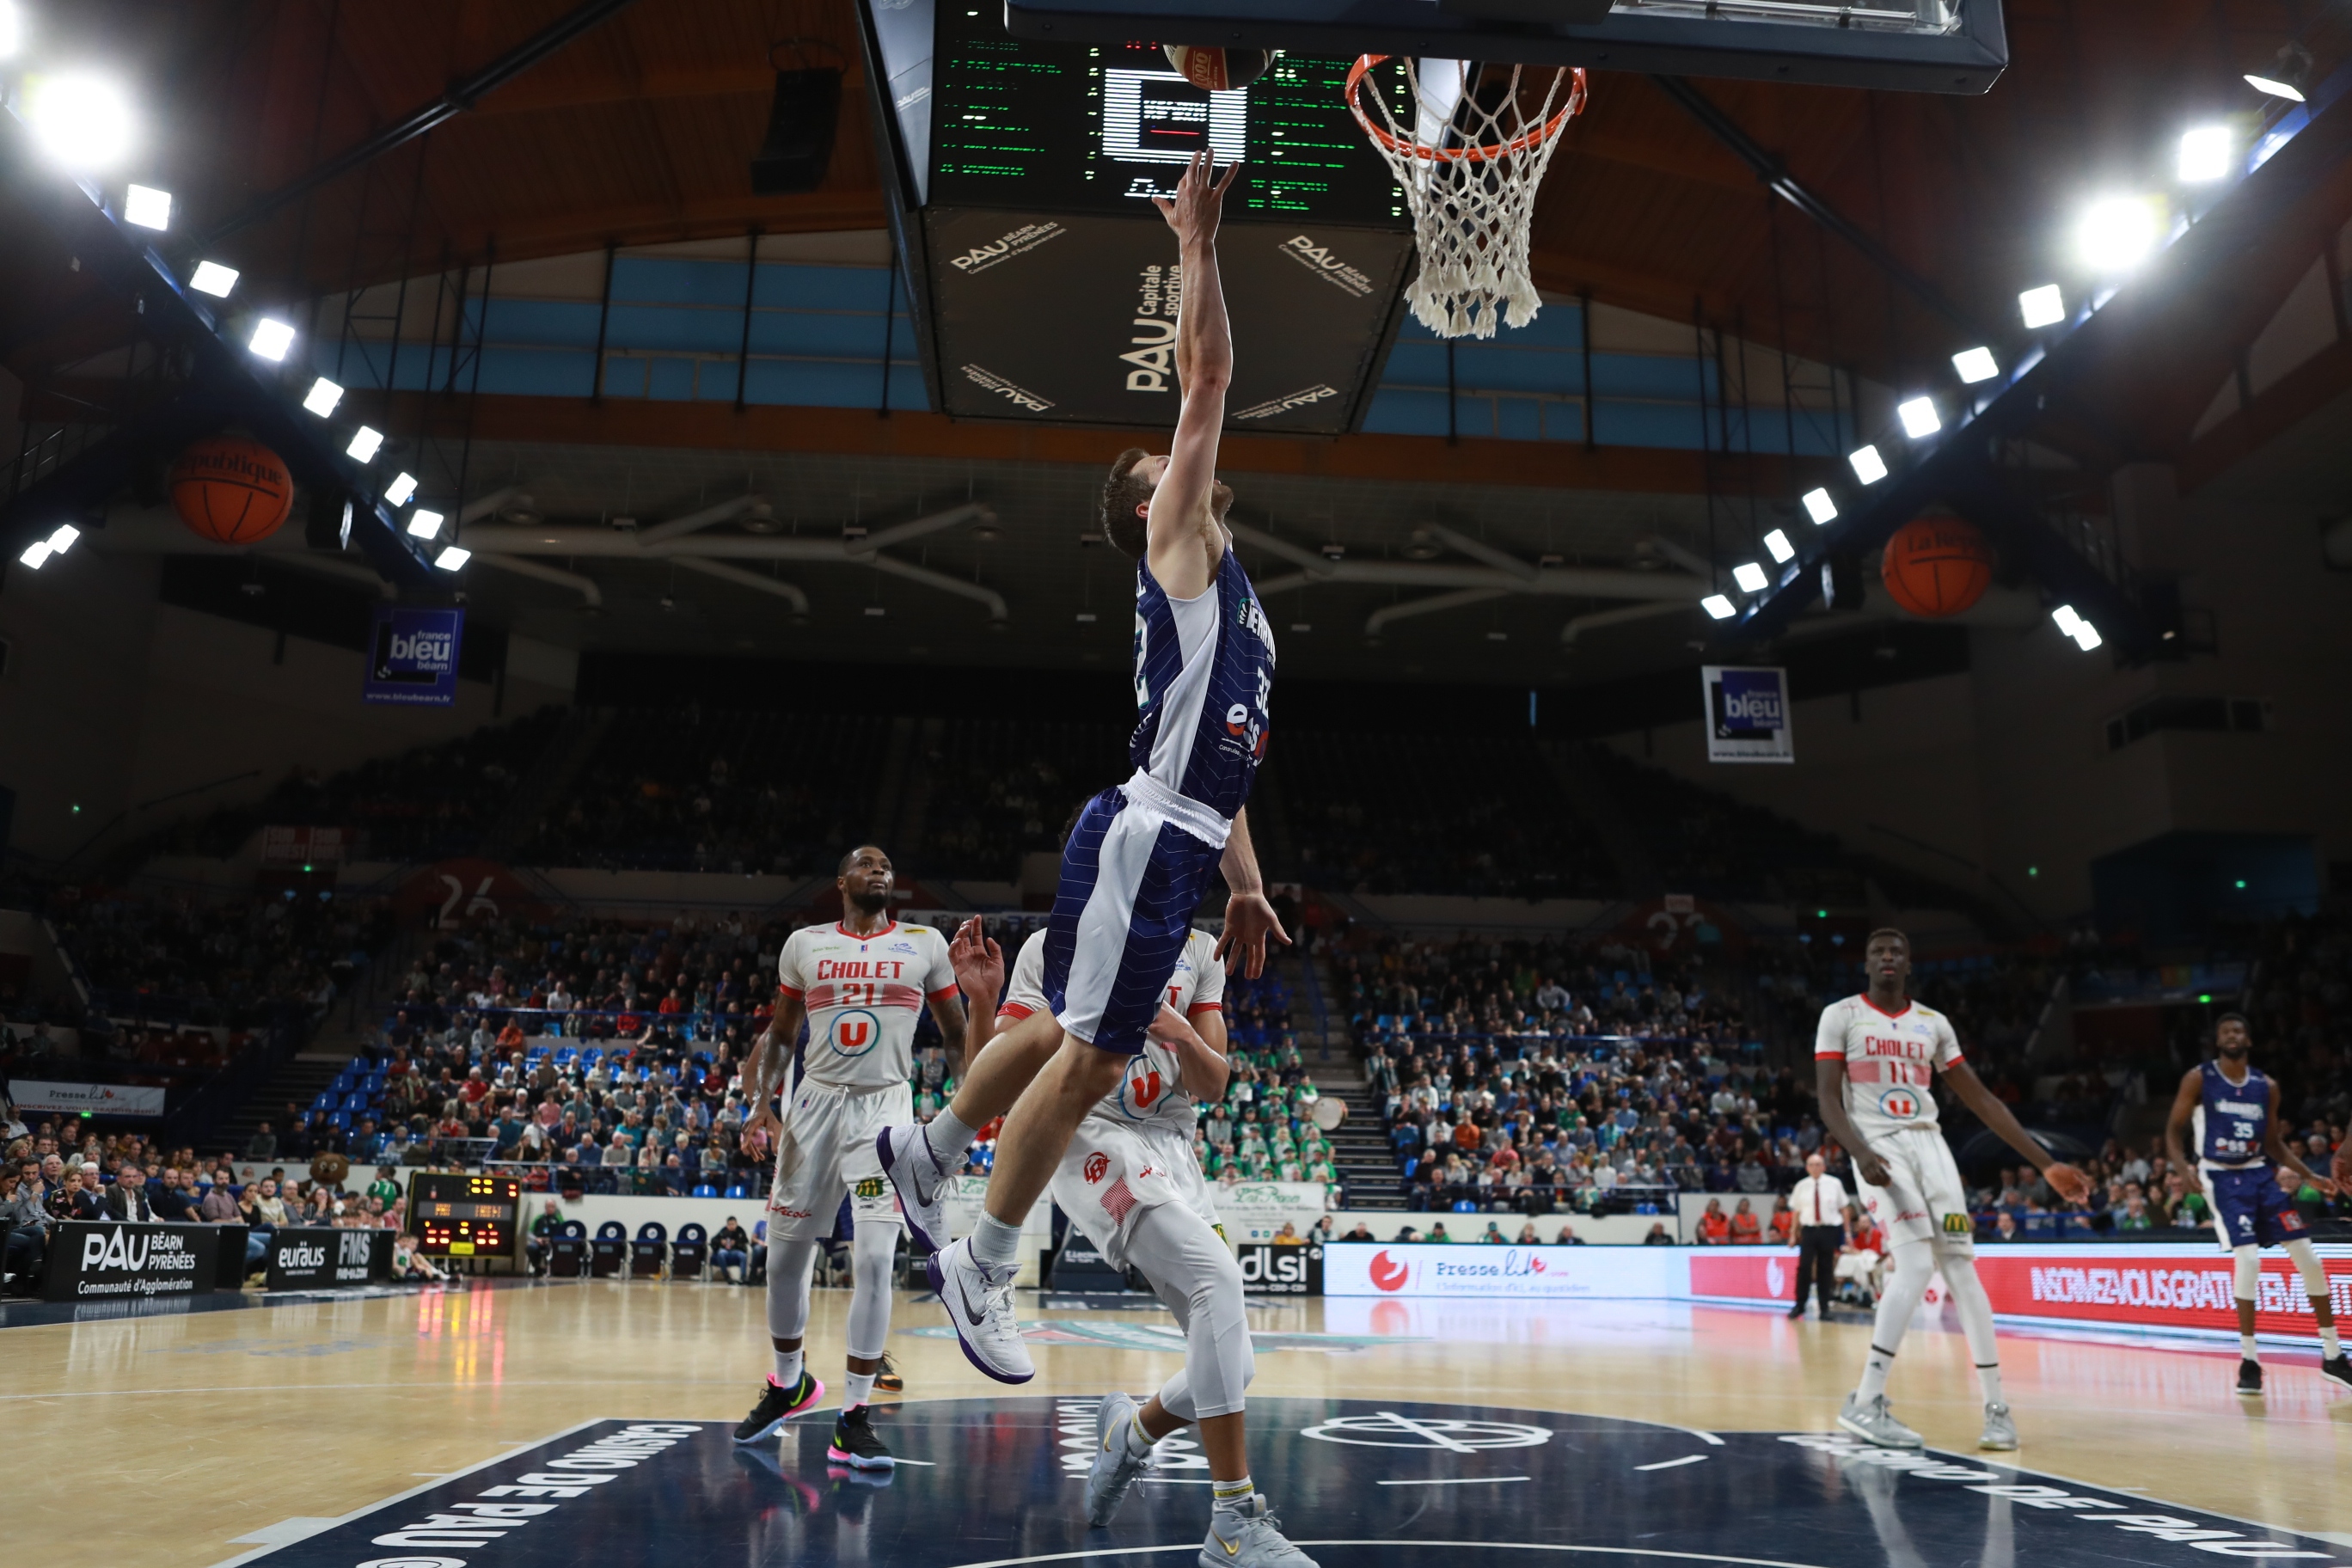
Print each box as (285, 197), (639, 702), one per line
(775, 920), (959, 1091)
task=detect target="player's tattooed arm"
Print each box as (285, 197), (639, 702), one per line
(2262, 1078), (2338, 1196)
(1941, 1058), (2091, 1204)
(1812, 1055), (1890, 1189)
(1215, 807), (1289, 981)
(744, 992), (804, 1151)
(2162, 1067), (2206, 1185)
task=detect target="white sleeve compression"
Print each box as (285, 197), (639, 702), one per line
(1124, 1204), (1254, 1423)
(845, 1221), (900, 1362)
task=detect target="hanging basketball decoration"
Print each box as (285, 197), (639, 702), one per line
(169, 437), (295, 544)
(1881, 515), (1994, 617)
(1163, 45), (1273, 91)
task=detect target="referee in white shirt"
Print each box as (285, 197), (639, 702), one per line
(1787, 1151), (1847, 1319)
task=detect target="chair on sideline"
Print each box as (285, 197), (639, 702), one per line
(629, 1221), (669, 1281)
(670, 1222), (708, 1282)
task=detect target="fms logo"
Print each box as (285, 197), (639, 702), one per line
(1369, 1250), (1411, 1292)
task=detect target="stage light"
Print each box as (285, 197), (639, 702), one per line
(1802, 488), (1837, 525)
(1952, 346), (1999, 384)
(2245, 73), (2303, 102)
(188, 260), (239, 297)
(2178, 126), (2233, 183)
(123, 183), (172, 230)
(18, 539), (52, 569)
(1848, 444), (1888, 484)
(346, 426), (383, 462)
(1763, 529), (1794, 564)
(248, 317), (295, 361)
(406, 509), (444, 539)
(26, 75), (135, 171)
(2019, 285), (2066, 329)
(302, 377), (343, 417)
(47, 524), (79, 555)
(2072, 621), (2102, 651)
(1731, 561), (1768, 593)
(0, 1), (21, 58)
(2051, 604), (2082, 636)
(2077, 196), (2160, 273)
(384, 472), (418, 506)
(1701, 594), (1736, 620)
(1897, 397), (1941, 438)
(434, 545), (471, 572)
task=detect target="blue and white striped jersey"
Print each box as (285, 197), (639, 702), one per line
(1130, 545), (1275, 827)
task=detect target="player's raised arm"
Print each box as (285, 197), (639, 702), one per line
(1146, 147), (1241, 600)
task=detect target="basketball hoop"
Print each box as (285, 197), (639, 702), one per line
(1344, 56), (1588, 340)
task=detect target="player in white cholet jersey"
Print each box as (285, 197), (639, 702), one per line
(1816, 928), (2089, 1454)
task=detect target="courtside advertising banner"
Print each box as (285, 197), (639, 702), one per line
(265, 1226), (395, 1290)
(1969, 1242), (2352, 1342)
(1702, 665), (1794, 763)
(363, 605), (464, 707)
(44, 1221), (223, 1302)
(1324, 1242), (1682, 1299)
(1210, 1180), (1330, 1243)
(1235, 1241), (1323, 1295)
(8, 1079), (167, 1118)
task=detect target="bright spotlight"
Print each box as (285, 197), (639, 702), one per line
(2050, 604), (2083, 636)
(1763, 529), (1794, 564)
(303, 377), (344, 417)
(1897, 397), (1942, 438)
(2019, 285), (2067, 329)
(2178, 126), (2233, 183)
(406, 509), (444, 540)
(2072, 620), (2103, 652)
(1802, 488), (1838, 525)
(1731, 561), (1768, 593)
(0, 0), (21, 58)
(47, 524), (80, 554)
(1700, 594), (1736, 621)
(123, 183), (172, 231)
(248, 318), (296, 362)
(188, 260), (239, 297)
(434, 545), (472, 572)
(1952, 346), (2000, 384)
(1848, 445), (1888, 484)
(2077, 196), (2160, 273)
(346, 426), (384, 462)
(26, 75), (136, 171)
(2244, 73), (2304, 102)
(18, 539), (52, 569)
(384, 472), (419, 506)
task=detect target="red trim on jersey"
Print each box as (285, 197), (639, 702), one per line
(1185, 1002), (1223, 1018)
(836, 920), (901, 942)
(1858, 995), (1914, 1020)
(775, 984), (805, 1000)
(996, 1002), (1037, 1022)
(927, 984), (961, 1002)
(1814, 1049), (1845, 1060)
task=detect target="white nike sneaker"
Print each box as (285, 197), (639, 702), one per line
(1086, 1390), (1154, 1526)
(1204, 1495), (1318, 1568)
(927, 1234), (1034, 1384)
(1979, 1402), (2018, 1450)
(1837, 1392), (1923, 1449)
(877, 1121), (952, 1253)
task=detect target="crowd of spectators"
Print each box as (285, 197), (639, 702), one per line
(40, 882), (389, 1026)
(914, 720), (1128, 883)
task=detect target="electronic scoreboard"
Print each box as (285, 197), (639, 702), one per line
(407, 1173), (524, 1262)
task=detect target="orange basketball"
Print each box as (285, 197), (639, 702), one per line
(170, 437), (294, 544)
(1881, 515), (1994, 617)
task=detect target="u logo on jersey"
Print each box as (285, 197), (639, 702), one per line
(829, 1008), (882, 1058)
(1877, 1087), (1920, 1120)
(1118, 1059), (1167, 1119)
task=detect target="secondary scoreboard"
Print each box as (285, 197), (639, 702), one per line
(408, 1173), (523, 1259)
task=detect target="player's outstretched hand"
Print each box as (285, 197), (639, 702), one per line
(1216, 890), (1290, 980)
(744, 1105), (781, 1155)
(2044, 1161), (2092, 1205)
(1151, 145), (1241, 247)
(2281, 1167), (2338, 1198)
(949, 916), (1004, 1008)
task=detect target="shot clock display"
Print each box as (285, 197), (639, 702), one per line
(408, 1173), (523, 1259)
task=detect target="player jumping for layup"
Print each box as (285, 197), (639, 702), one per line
(923, 147), (1287, 1414)
(1817, 928), (2091, 1451)
(2163, 1013), (2349, 1394)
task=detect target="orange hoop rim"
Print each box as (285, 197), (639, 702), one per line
(1344, 55), (1588, 164)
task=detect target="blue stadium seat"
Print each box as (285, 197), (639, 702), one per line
(724, 1183), (748, 1199)
(590, 1220), (629, 1277)
(629, 1222), (669, 1280)
(670, 1222), (708, 1281)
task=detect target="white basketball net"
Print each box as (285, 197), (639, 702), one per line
(1346, 57), (1588, 340)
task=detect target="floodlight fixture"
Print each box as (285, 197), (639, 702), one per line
(2072, 621), (2103, 652)
(434, 546), (472, 572)
(248, 317), (295, 362)
(1700, 594), (1736, 620)
(18, 539), (52, 569)
(1763, 529), (1794, 564)
(302, 377), (344, 417)
(384, 473), (419, 505)
(1848, 444), (1888, 484)
(1731, 561), (1768, 593)
(2019, 285), (2067, 329)
(2245, 73), (2304, 101)
(0, 0), (21, 58)
(2050, 604), (2082, 636)
(406, 509), (444, 540)
(1897, 397), (1942, 438)
(188, 260), (239, 297)
(346, 426), (384, 462)
(26, 74), (135, 171)
(2178, 126), (2233, 182)
(47, 524), (79, 554)
(1802, 488), (1838, 525)
(123, 183), (172, 230)
(1951, 346), (2000, 384)
(2077, 196), (2161, 273)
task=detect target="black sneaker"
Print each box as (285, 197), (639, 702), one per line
(827, 1404), (895, 1470)
(876, 1353), (904, 1393)
(733, 1370), (825, 1443)
(2323, 1356), (2352, 1391)
(2237, 1358), (2263, 1395)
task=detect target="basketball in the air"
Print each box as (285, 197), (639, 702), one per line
(1163, 45), (1272, 92)
(1881, 515), (1994, 617)
(170, 437), (295, 544)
